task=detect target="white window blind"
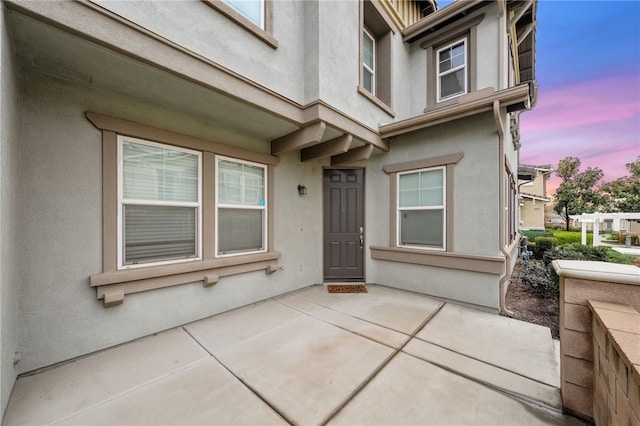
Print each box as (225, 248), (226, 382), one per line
(217, 157), (266, 256)
(119, 138), (201, 267)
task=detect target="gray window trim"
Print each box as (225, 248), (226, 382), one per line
(203, 0), (277, 49)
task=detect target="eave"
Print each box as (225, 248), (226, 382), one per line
(379, 83), (532, 138)
(402, 0), (486, 43)
(4, 0), (388, 167)
(520, 192), (550, 203)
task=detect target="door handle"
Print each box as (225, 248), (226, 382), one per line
(359, 227), (364, 248)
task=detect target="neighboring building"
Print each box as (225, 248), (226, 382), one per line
(518, 164), (552, 230)
(0, 0), (537, 415)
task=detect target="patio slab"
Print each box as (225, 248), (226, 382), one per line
(403, 338), (562, 409)
(2, 284), (581, 426)
(2, 328), (209, 426)
(416, 302), (560, 387)
(328, 352), (581, 426)
(55, 358), (287, 426)
(212, 315), (395, 425)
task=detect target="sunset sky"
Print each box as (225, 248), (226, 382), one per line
(439, 0), (640, 194)
(517, 0), (640, 193)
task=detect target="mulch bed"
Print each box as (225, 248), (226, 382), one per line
(504, 259), (560, 339)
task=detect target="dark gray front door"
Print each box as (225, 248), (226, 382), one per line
(323, 169), (364, 281)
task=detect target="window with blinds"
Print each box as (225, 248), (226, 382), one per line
(398, 166), (446, 249)
(118, 137), (201, 268)
(216, 156), (266, 256)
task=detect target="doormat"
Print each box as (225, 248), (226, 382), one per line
(327, 284), (368, 294)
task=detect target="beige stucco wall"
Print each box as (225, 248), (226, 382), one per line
(0, 3), (20, 416)
(86, 1), (503, 131)
(519, 169), (547, 197)
(14, 70), (327, 374)
(4, 0), (520, 383)
(365, 112), (504, 311)
(520, 198), (545, 229)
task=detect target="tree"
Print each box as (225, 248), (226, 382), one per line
(600, 158), (640, 212)
(553, 157), (605, 230)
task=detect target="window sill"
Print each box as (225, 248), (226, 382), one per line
(203, 1), (278, 49)
(370, 246), (504, 274)
(90, 251), (281, 307)
(358, 86), (395, 118)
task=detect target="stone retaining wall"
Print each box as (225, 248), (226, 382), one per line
(589, 301), (640, 426)
(553, 260), (640, 422)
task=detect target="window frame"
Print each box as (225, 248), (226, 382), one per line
(222, 0), (264, 29)
(436, 38), (468, 103)
(362, 27), (376, 96)
(420, 13), (484, 112)
(203, 0), (277, 49)
(396, 166), (446, 251)
(117, 136), (203, 270)
(87, 112), (280, 307)
(359, 0), (395, 116)
(215, 155), (268, 258)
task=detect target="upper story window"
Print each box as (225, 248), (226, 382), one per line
(216, 156), (267, 256)
(398, 166), (446, 250)
(437, 39), (467, 102)
(359, 0), (394, 115)
(420, 14), (484, 111)
(118, 136), (202, 269)
(222, 0), (264, 28)
(363, 28), (376, 94)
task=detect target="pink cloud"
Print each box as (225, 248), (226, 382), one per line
(519, 73), (640, 189)
(522, 74), (640, 133)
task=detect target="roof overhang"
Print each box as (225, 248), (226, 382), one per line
(402, 0), (486, 43)
(379, 83), (533, 138)
(4, 0), (388, 165)
(506, 0), (537, 87)
(519, 193), (550, 203)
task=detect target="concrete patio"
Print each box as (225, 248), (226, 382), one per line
(2, 285), (584, 425)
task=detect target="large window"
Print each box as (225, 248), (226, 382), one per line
(397, 167), (446, 250)
(89, 112), (280, 306)
(216, 157), (267, 256)
(118, 137), (202, 268)
(437, 39), (467, 102)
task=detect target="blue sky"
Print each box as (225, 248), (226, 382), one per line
(440, 0), (640, 192)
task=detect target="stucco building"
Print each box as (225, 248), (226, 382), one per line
(518, 164), (552, 230)
(0, 0), (537, 416)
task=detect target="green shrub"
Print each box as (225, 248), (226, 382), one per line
(604, 249), (636, 264)
(519, 259), (558, 297)
(542, 243), (608, 265)
(532, 237), (557, 259)
(551, 231), (592, 245)
(522, 230), (553, 242)
(541, 243), (635, 288)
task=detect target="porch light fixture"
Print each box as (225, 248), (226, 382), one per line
(297, 185), (307, 195)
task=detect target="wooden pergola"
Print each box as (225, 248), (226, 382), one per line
(570, 213), (640, 246)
